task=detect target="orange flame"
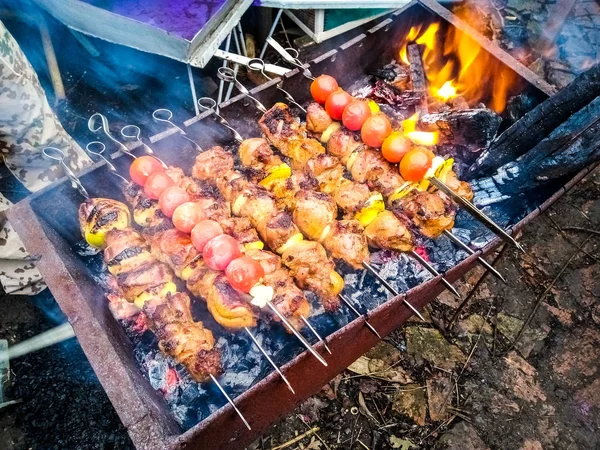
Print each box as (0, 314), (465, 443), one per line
(398, 19), (520, 112)
(401, 113), (438, 146)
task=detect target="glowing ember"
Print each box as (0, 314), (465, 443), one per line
(436, 81), (457, 101)
(406, 131), (438, 146)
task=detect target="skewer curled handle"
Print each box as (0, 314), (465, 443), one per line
(88, 113), (131, 155)
(197, 97), (244, 144)
(85, 142), (130, 186)
(217, 67), (268, 114)
(246, 58), (306, 113)
(42, 147), (90, 199)
(120, 125), (168, 168)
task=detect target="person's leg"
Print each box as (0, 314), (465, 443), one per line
(0, 20), (91, 193)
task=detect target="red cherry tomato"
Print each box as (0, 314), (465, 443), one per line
(191, 220), (224, 253)
(381, 132), (413, 163)
(325, 90), (353, 121)
(310, 75), (339, 104)
(172, 202), (203, 233)
(159, 186), (190, 217)
(399, 148), (434, 181)
(130, 156), (164, 186)
(144, 172), (175, 200)
(361, 114), (392, 148)
(226, 256), (265, 293)
(342, 100), (371, 131)
(203, 235), (242, 271)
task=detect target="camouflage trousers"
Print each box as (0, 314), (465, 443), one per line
(0, 21), (92, 295)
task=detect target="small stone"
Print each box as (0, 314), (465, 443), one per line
(392, 384), (427, 426)
(575, 377), (600, 408)
(543, 304), (574, 327)
(496, 313), (550, 357)
(519, 440), (543, 450)
(426, 374), (453, 421)
(551, 328), (600, 386)
(502, 351), (546, 403)
(406, 327), (466, 370)
(438, 421), (489, 450)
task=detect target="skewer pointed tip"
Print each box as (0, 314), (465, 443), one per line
(442, 278), (462, 300)
(300, 315), (332, 355)
(210, 374), (251, 430)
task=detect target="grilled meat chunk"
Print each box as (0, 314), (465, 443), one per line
(323, 220), (370, 270)
(293, 190), (337, 242)
(334, 179), (371, 216)
(245, 248), (311, 330)
(259, 103), (325, 169)
(123, 184), (171, 230)
(304, 154), (345, 195)
(327, 128), (363, 165)
(239, 137), (282, 175)
(256, 211), (302, 253)
(281, 240), (342, 311)
(364, 211), (414, 252)
(445, 170), (474, 200)
(392, 190), (456, 239)
(220, 216), (260, 246)
(144, 292), (222, 382)
(193, 146), (234, 181)
(306, 102), (333, 134)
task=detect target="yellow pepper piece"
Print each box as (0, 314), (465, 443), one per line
(388, 181), (418, 203)
(434, 158), (454, 183)
(355, 193), (385, 227)
(367, 100), (380, 114)
(320, 122), (341, 143)
(244, 241), (264, 252)
(134, 282), (177, 309)
(277, 233), (304, 254)
(259, 163), (291, 189)
(329, 270), (344, 296)
(85, 230), (106, 249)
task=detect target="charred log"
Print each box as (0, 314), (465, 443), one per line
(407, 44), (428, 116)
(368, 79), (422, 108)
(467, 64), (600, 179)
(419, 109), (502, 163)
(471, 95), (600, 206)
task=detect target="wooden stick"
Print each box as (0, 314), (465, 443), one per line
(407, 44), (428, 116)
(38, 14), (66, 103)
(271, 426), (320, 450)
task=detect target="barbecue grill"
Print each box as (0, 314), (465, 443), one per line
(9, 1), (596, 449)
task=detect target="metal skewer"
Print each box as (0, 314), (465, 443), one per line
(84, 141), (298, 395)
(362, 261), (425, 321)
(217, 67), (268, 113)
(120, 124), (168, 167)
(244, 327), (295, 394)
(442, 230), (506, 283)
(210, 374), (251, 430)
(247, 58), (306, 112)
(266, 301), (328, 367)
(339, 294), (381, 339)
(300, 316), (331, 355)
(409, 250), (461, 299)
(152, 108), (203, 152)
(88, 113), (136, 159)
(266, 39), (315, 80)
(42, 147), (90, 198)
(428, 177), (524, 252)
(52, 143), (253, 430)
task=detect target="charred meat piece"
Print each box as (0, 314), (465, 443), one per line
(233, 184), (279, 228)
(193, 146), (234, 182)
(392, 190), (456, 239)
(238, 137), (282, 176)
(281, 239), (342, 311)
(364, 211), (414, 252)
(256, 210), (302, 253)
(327, 128), (363, 165)
(306, 102), (333, 134)
(304, 153), (345, 195)
(144, 292), (222, 382)
(220, 216), (260, 246)
(79, 197), (133, 249)
(259, 103), (325, 169)
(444, 170), (474, 200)
(334, 179), (371, 216)
(123, 184), (171, 231)
(323, 219), (370, 270)
(245, 248), (311, 331)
